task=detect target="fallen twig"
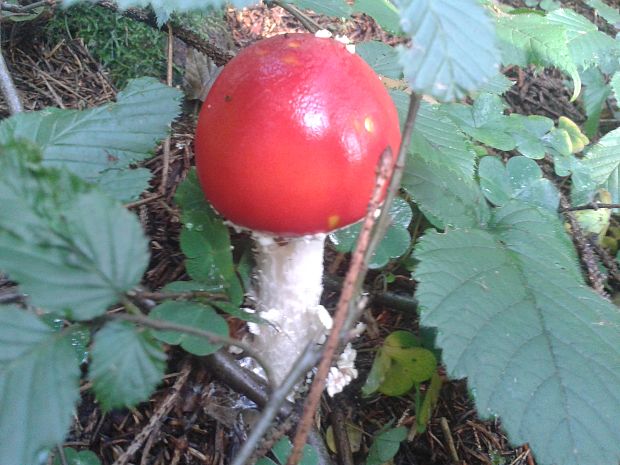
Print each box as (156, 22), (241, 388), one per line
(0, 49), (23, 114)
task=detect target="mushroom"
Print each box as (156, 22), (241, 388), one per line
(193, 33), (401, 390)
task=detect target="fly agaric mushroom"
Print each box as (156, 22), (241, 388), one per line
(194, 33), (401, 391)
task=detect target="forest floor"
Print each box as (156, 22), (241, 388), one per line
(0, 1), (617, 465)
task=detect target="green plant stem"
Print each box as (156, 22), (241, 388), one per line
(108, 312), (276, 390)
(55, 444), (68, 465)
(268, 0), (323, 33)
(131, 289), (228, 302)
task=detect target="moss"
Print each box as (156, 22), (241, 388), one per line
(45, 4), (167, 88)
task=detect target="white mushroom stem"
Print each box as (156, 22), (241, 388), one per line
(247, 233), (357, 391)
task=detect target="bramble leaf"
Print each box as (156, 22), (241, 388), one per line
(356, 41), (402, 79)
(366, 426), (407, 465)
(390, 90), (477, 179)
(414, 201), (620, 465)
(97, 168), (153, 203)
(329, 198), (412, 269)
(0, 306), (80, 465)
(150, 301), (229, 356)
(90, 321), (166, 410)
(398, 0), (501, 101)
(0, 142), (149, 319)
(581, 67), (612, 137)
(479, 156), (559, 211)
(0, 77), (181, 180)
(352, 0), (401, 34)
(577, 127), (620, 205)
(584, 0), (620, 29)
(289, 0), (351, 17)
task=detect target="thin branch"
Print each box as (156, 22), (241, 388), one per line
(96, 1), (235, 66)
(160, 24), (174, 195)
(269, 0), (322, 34)
(107, 312), (276, 390)
(0, 49), (23, 114)
(230, 346), (322, 465)
(561, 202), (620, 212)
(130, 289), (228, 302)
(289, 92), (422, 465)
(0, 0), (50, 13)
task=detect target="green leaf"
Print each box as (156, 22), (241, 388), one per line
(0, 77), (181, 180)
(90, 321), (166, 410)
(475, 72), (516, 95)
(150, 301), (228, 356)
(496, 13), (581, 99)
(390, 90), (477, 179)
(578, 127), (620, 205)
(53, 448), (101, 465)
(176, 169), (243, 305)
(356, 41), (402, 79)
(546, 9), (618, 70)
(584, 0), (620, 29)
(365, 426), (407, 465)
(0, 144), (150, 319)
(289, 0), (351, 17)
(329, 198), (412, 268)
(256, 437), (319, 465)
(352, 0), (401, 34)
(443, 93), (516, 151)
(479, 156), (559, 211)
(611, 71), (620, 102)
(402, 152), (490, 229)
(213, 301), (267, 325)
(581, 67), (612, 137)
(414, 201), (620, 465)
(96, 168), (153, 203)
(398, 0), (501, 101)
(0, 306), (80, 465)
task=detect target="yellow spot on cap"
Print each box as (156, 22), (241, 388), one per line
(283, 55), (300, 65)
(364, 116), (374, 133)
(288, 40), (301, 48)
(327, 215), (340, 230)
(255, 48), (268, 56)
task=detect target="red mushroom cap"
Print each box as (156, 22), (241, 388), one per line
(194, 33), (401, 236)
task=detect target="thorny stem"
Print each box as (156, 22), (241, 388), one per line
(130, 289), (228, 301)
(108, 312), (276, 390)
(160, 24), (174, 195)
(0, 49), (23, 114)
(268, 0), (323, 33)
(289, 92), (422, 465)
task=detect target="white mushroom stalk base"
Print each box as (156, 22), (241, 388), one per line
(247, 233), (358, 395)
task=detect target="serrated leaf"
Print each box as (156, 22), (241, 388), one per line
(96, 168), (153, 203)
(0, 306), (81, 465)
(176, 170), (243, 305)
(0, 145), (149, 319)
(329, 198), (412, 268)
(90, 321), (166, 410)
(414, 201), (620, 465)
(546, 9), (618, 70)
(585, 0), (620, 29)
(150, 301), (228, 356)
(366, 426), (407, 465)
(578, 127), (620, 205)
(398, 0), (501, 101)
(352, 0), (401, 34)
(390, 90), (477, 179)
(402, 153), (490, 229)
(496, 13), (581, 99)
(289, 0), (351, 17)
(581, 67), (612, 137)
(356, 41), (402, 79)
(443, 93), (517, 151)
(476, 72), (516, 95)
(479, 156), (559, 211)
(0, 77), (181, 180)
